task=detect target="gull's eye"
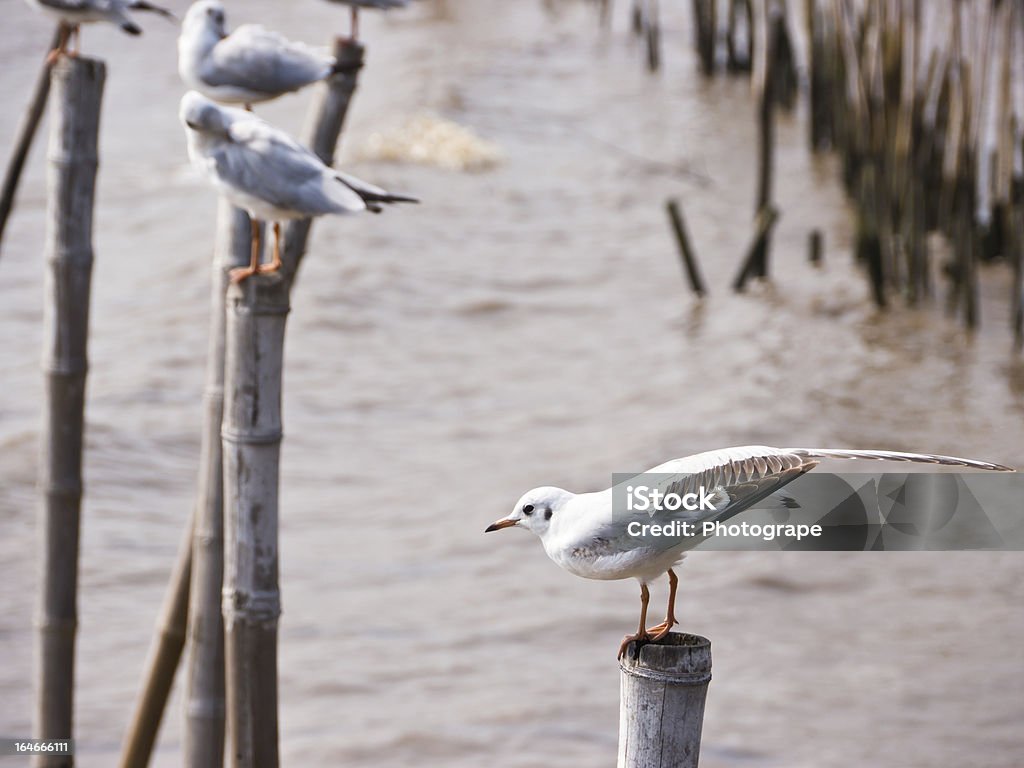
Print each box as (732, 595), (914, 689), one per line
(544, 508), (553, 520)
(522, 504), (534, 516)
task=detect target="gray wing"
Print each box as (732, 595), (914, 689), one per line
(206, 25), (332, 96)
(215, 120), (363, 215)
(583, 446), (819, 556)
(36, 0), (106, 10)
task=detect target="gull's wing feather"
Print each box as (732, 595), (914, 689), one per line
(785, 448), (1013, 472)
(217, 118), (364, 215)
(568, 447), (819, 562)
(36, 0), (97, 10)
(206, 25), (333, 96)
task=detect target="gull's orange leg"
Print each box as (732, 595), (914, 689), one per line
(258, 222), (282, 275)
(617, 583), (651, 659)
(46, 24), (72, 66)
(229, 217), (262, 283)
(647, 568), (679, 641)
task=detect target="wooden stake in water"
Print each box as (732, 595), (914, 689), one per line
(618, 634), (712, 768)
(35, 56), (105, 768)
(666, 198), (707, 296)
(222, 276), (289, 768)
(184, 203), (258, 768)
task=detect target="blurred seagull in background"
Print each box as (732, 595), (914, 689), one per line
(486, 446), (1013, 658)
(180, 91), (417, 283)
(324, 0), (410, 41)
(179, 1), (354, 109)
(26, 0), (174, 61)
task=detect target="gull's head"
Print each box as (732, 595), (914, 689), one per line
(485, 487), (574, 539)
(183, 0), (227, 39)
(179, 91), (232, 138)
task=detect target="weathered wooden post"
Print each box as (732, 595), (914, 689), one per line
(618, 633), (712, 768)
(184, 203), (257, 768)
(222, 276), (289, 768)
(35, 56), (106, 768)
(665, 198), (707, 297)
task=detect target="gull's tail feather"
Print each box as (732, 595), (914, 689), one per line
(128, 1), (176, 20)
(787, 448), (1013, 472)
(335, 170), (419, 209)
(121, 21), (143, 35)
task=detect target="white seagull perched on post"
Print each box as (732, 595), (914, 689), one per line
(324, 0), (410, 42)
(25, 0), (174, 61)
(180, 91), (417, 283)
(486, 445), (1013, 658)
(179, 1), (356, 109)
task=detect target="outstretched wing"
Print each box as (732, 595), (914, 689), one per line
(568, 447), (818, 570)
(207, 25), (332, 96)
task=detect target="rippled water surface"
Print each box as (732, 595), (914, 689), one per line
(2, 1), (1023, 766)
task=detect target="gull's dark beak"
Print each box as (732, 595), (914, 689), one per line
(485, 518), (518, 533)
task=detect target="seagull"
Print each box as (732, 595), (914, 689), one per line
(324, 0), (410, 42)
(180, 91), (417, 283)
(25, 0), (175, 61)
(179, 1), (352, 109)
(486, 446), (1013, 659)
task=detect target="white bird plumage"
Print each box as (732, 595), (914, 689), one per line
(179, 1), (344, 107)
(486, 445), (1013, 657)
(179, 91), (417, 282)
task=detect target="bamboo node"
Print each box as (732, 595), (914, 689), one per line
(220, 427), (284, 445)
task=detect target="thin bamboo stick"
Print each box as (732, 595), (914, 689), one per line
(35, 55), (105, 768)
(117, 518), (193, 768)
(0, 26), (63, 255)
(665, 198), (707, 296)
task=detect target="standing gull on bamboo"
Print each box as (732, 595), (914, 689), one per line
(25, 0), (174, 60)
(179, 1), (355, 108)
(325, 0), (410, 41)
(486, 446), (1013, 658)
(180, 91), (417, 283)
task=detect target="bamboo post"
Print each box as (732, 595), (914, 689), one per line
(692, 0), (717, 76)
(733, 204), (780, 291)
(35, 56), (105, 768)
(617, 633), (712, 768)
(751, 2), (778, 280)
(808, 228), (824, 265)
(0, 26), (63, 254)
(222, 276), (289, 768)
(665, 198), (707, 296)
(281, 39), (365, 285)
(117, 518), (193, 768)
(184, 203), (258, 767)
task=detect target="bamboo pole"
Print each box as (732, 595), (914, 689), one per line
(35, 56), (105, 768)
(117, 518), (193, 768)
(665, 198), (707, 296)
(184, 203), (258, 767)
(220, 36), (365, 768)
(733, 204), (780, 291)
(222, 276), (289, 768)
(617, 633), (712, 768)
(0, 26), (63, 255)
(281, 39), (365, 286)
